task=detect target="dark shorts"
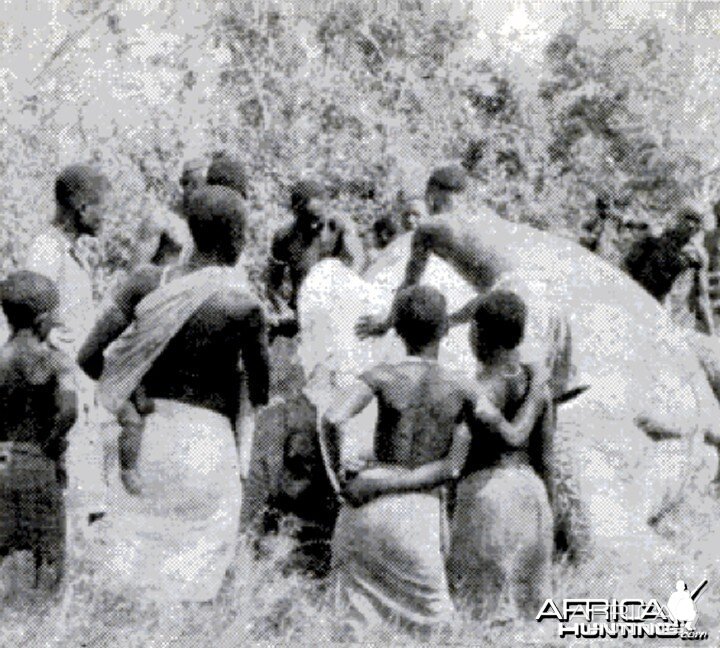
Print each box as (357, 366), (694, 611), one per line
(0, 443), (65, 562)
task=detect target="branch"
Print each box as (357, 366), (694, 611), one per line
(32, 2), (120, 85)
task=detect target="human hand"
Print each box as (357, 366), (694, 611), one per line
(121, 467), (143, 496)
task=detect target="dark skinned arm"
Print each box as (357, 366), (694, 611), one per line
(266, 231), (290, 313)
(474, 366), (551, 448)
(236, 304), (271, 479)
(448, 294), (485, 327)
(321, 381), (376, 494)
(44, 353), (79, 486)
(342, 424), (473, 506)
(240, 305), (270, 409)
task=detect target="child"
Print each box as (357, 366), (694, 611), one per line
(449, 290), (554, 620)
(0, 271), (78, 588)
(323, 284), (548, 629)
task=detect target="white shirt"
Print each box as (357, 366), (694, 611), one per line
(25, 229), (96, 358)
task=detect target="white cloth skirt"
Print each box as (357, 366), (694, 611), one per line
(99, 399), (241, 602)
(332, 476), (454, 629)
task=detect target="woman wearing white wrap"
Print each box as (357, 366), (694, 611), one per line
(79, 186), (270, 602)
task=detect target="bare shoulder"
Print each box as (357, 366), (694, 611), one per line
(441, 367), (477, 402)
(270, 221), (296, 251)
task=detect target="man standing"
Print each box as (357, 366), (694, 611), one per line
(25, 163), (111, 530)
(131, 158), (203, 268)
(624, 204), (714, 335)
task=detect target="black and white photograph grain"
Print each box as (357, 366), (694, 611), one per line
(1, 1), (720, 645)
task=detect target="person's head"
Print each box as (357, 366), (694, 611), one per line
(180, 158), (206, 209)
(1, 271), (60, 338)
(372, 214), (398, 250)
(290, 179), (327, 232)
(674, 204), (704, 242)
(55, 164), (111, 237)
(425, 165), (468, 215)
(393, 285), (449, 356)
(470, 290), (527, 364)
(284, 396), (320, 481)
(206, 152), (249, 200)
(398, 196), (428, 231)
(186, 185), (247, 265)
(676, 580), (687, 592)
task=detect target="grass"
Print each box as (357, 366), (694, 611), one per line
(0, 440), (719, 646)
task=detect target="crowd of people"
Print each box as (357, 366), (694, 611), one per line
(0, 150), (716, 632)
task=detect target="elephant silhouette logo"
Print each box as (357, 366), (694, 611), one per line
(666, 579), (707, 631)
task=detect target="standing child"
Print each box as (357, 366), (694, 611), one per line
(449, 290), (554, 620)
(323, 285), (548, 631)
(0, 271), (78, 588)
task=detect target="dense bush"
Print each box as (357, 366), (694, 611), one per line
(1, 1), (719, 297)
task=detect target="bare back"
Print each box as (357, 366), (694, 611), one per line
(0, 337), (70, 447)
(360, 359), (473, 468)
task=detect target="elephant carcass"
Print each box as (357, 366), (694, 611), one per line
(297, 212), (720, 554)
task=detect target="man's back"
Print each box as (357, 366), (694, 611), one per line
(361, 358), (473, 468)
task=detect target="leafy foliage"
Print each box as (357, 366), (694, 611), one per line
(1, 1), (719, 295)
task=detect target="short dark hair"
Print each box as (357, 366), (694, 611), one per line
(393, 285), (448, 350)
(207, 152), (249, 199)
(186, 186), (247, 262)
(472, 290), (527, 354)
(373, 214), (398, 247)
(427, 165), (468, 193)
(55, 164), (110, 212)
(290, 179), (326, 214)
(1, 271), (60, 330)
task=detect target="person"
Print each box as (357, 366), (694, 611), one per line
(131, 158), (203, 268)
(323, 285), (472, 630)
(624, 204), (714, 335)
(424, 164), (468, 215)
(323, 285), (548, 629)
(242, 392), (338, 578)
(448, 290), (554, 620)
(371, 214), (398, 252)
(77, 185), (270, 602)
(206, 151), (249, 199)
(578, 188), (649, 265)
(0, 271), (78, 589)
(24, 163), (110, 529)
(180, 157), (207, 210)
(266, 179), (364, 320)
